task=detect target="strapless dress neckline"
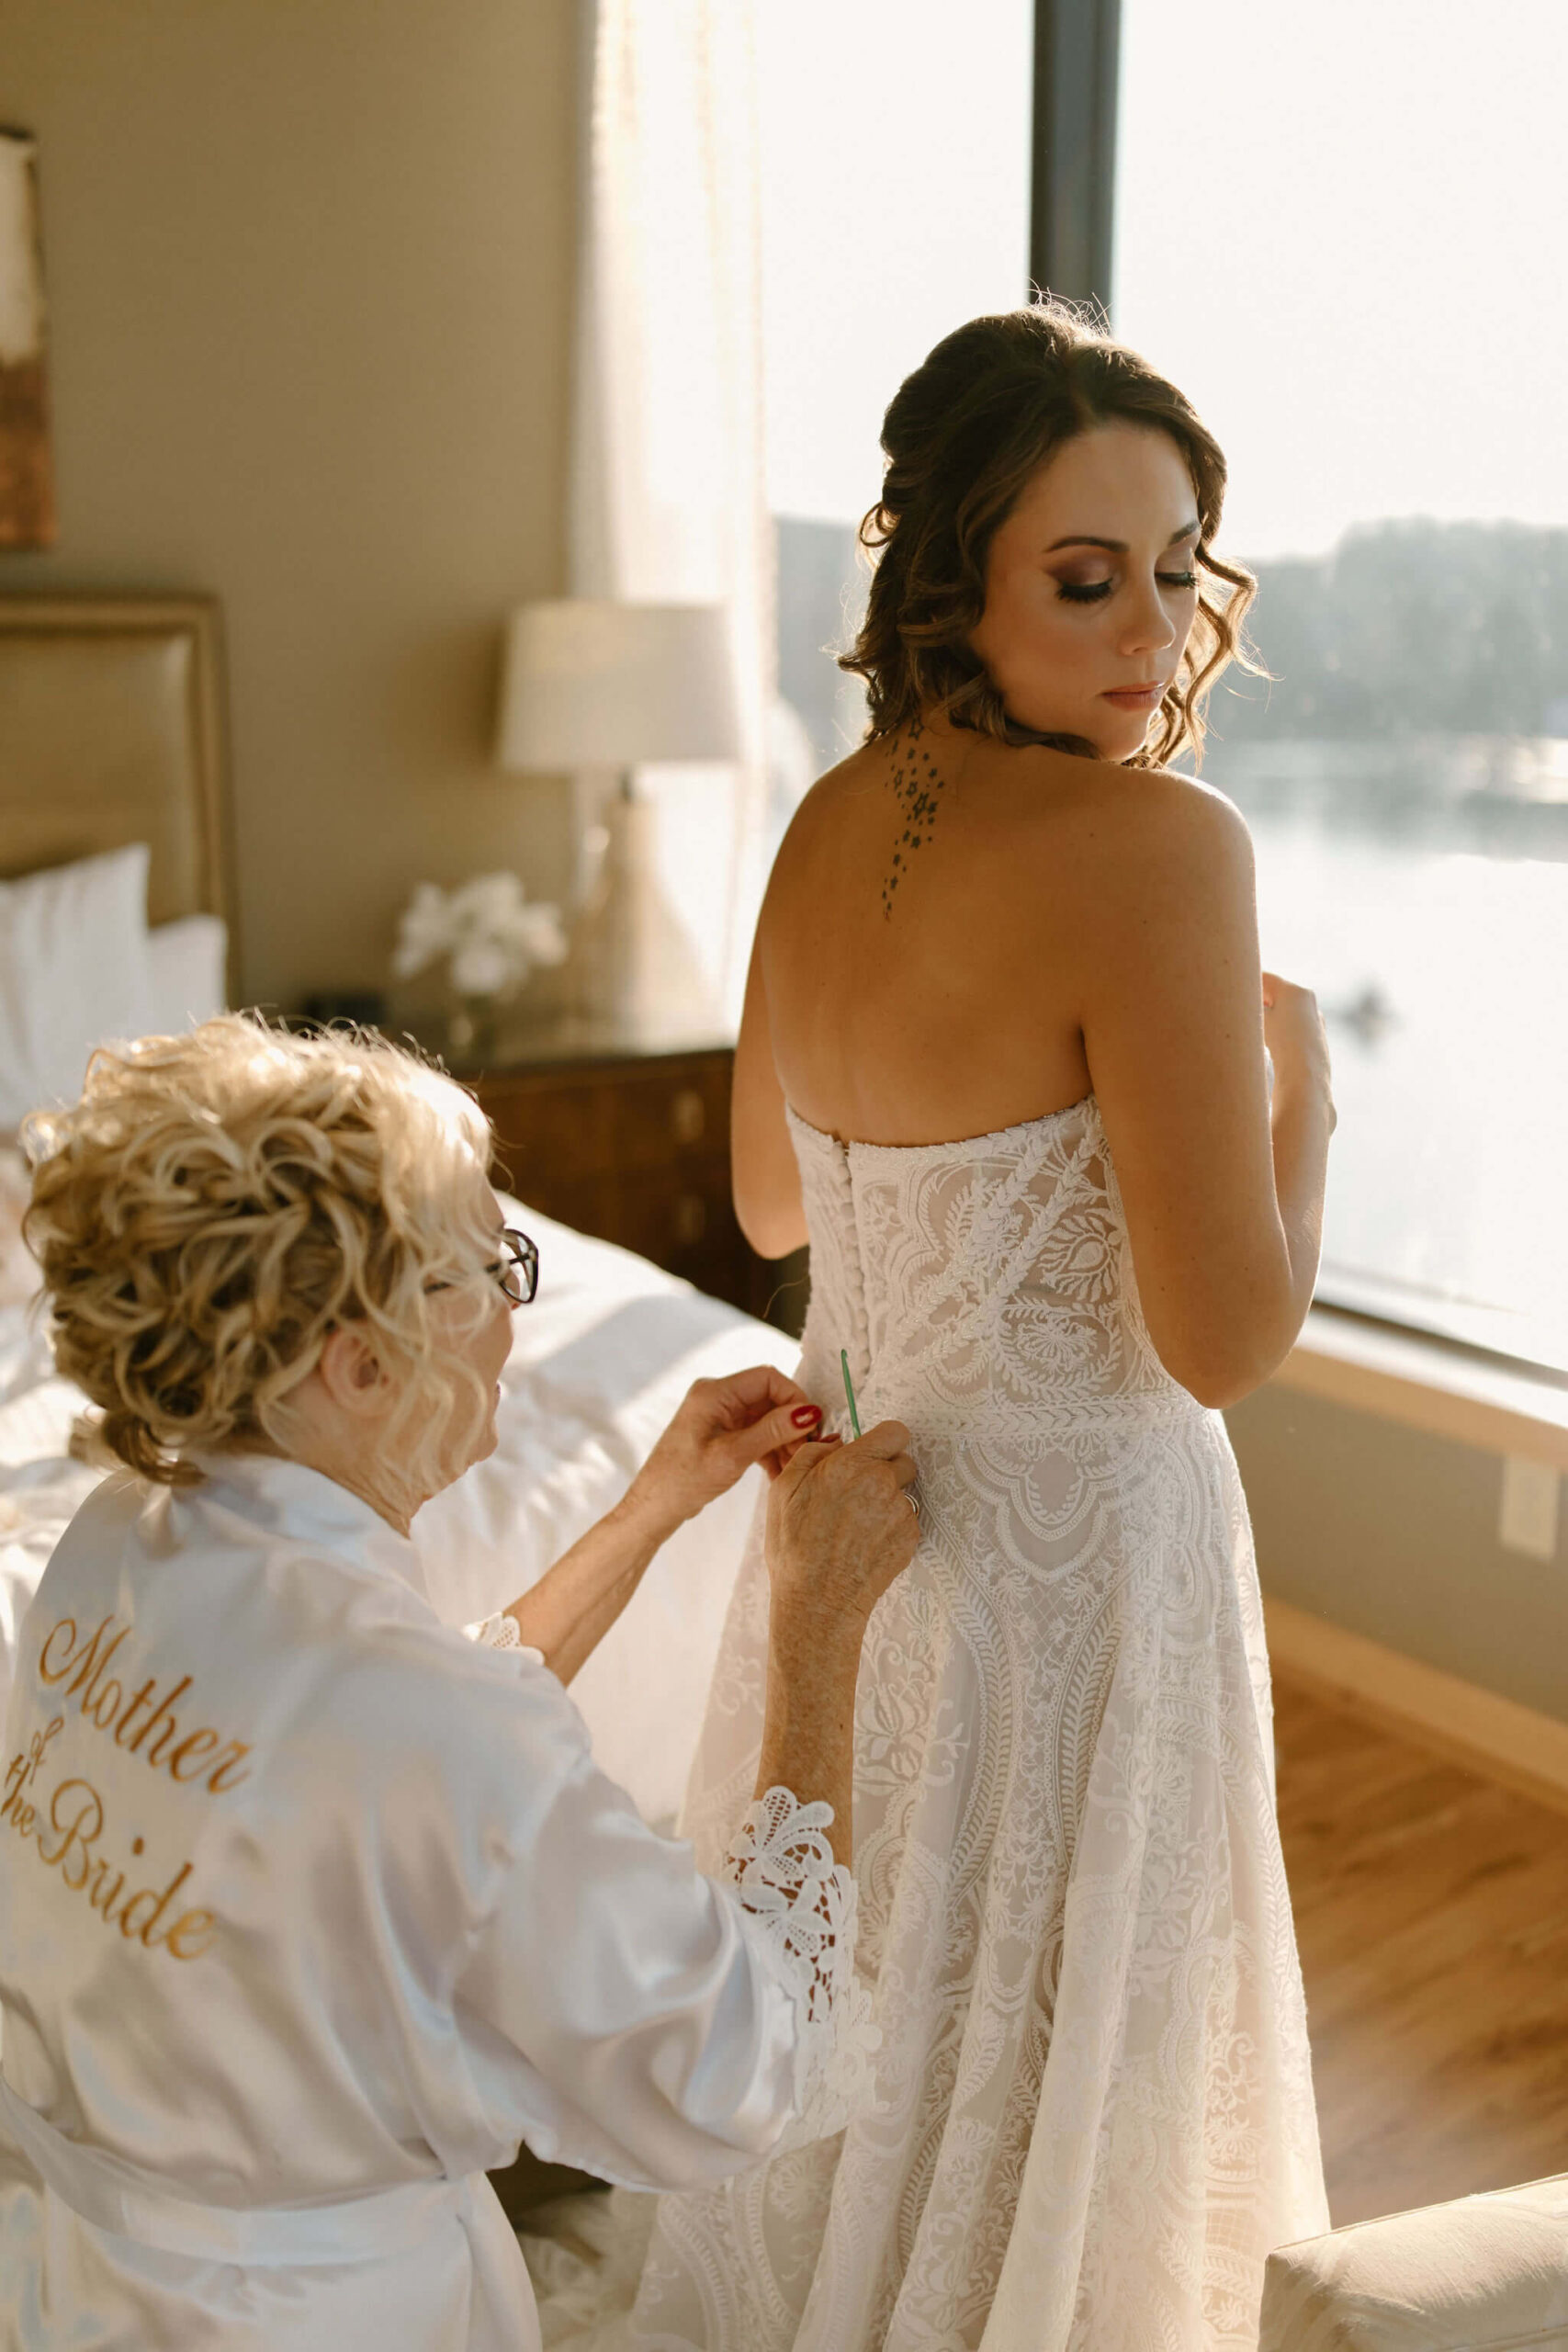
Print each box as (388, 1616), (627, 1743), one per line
(784, 1090), (1098, 1159)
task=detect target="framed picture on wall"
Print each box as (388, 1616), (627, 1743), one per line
(0, 127), (56, 549)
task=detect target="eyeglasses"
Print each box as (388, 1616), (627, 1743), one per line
(427, 1227), (539, 1307)
(491, 1227), (539, 1307)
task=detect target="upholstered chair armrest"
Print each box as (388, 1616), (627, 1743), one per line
(1260, 2173), (1568, 2350)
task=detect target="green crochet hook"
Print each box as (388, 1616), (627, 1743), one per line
(840, 1348), (863, 1440)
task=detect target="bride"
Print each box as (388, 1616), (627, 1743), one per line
(620, 302), (1336, 2348)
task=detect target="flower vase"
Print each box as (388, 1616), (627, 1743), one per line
(446, 993), (500, 1067)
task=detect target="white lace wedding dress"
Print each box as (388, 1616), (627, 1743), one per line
(600, 1094), (1328, 2349)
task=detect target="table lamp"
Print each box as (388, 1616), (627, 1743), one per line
(496, 600), (742, 1037)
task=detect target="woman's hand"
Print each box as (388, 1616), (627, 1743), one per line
(754, 1422), (920, 1866)
(1262, 970), (1336, 1125)
(626, 1365), (829, 1537)
(764, 1420), (920, 1639)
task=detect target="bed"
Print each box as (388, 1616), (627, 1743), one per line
(0, 594), (794, 1831)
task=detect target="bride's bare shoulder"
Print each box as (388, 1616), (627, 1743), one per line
(762, 740), (892, 876)
(1059, 763), (1258, 978)
(784, 736), (888, 820)
(761, 733), (1253, 931)
(1045, 756), (1252, 882)
(1053, 752), (1247, 832)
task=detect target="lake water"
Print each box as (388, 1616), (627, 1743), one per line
(1221, 764), (1568, 1371)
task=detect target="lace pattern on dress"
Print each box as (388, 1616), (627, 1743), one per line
(727, 1786), (877, 2142)
(623, 1094), (1326, 2350)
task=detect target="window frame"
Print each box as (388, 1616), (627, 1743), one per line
(1029, 0), (1121, 314)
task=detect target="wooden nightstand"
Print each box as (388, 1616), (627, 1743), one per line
(450, 1014), (807, 1332)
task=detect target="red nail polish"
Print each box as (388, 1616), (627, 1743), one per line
(791, 1405), (822, 1428)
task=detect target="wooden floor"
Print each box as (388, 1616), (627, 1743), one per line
(1274, 1675), (1568, 2226)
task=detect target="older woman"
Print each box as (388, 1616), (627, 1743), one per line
(0, 1017), (919, 2352)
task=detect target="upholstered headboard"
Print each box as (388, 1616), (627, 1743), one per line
(0, 596), (233, 941)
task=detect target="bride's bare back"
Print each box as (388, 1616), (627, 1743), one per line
(761, 715), (1118, 1147)
(734, 710), (1332, 1409)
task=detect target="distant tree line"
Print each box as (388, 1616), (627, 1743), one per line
(1213, 519), (1568, 741)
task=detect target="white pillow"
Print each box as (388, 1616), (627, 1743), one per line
(146, 913), (229, 1033)
(0, 1145), (34, 1308)
(0, 845), (157, 1133)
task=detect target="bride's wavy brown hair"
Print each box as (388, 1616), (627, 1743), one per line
(840, 300), (1259, 768)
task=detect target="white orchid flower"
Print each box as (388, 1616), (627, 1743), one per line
(392, 871), (566, 1001)
(391, 882), (457, 979)
(451, 872), (524, 929)
(449, 938), (514, 998)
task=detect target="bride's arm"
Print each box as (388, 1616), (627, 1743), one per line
(732, 934), (808, 1258)
(1081, 774), (1334, 1409)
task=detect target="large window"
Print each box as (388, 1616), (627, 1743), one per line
(1115, 0), (1568, 1369)
(761, 2), (1568, 1373)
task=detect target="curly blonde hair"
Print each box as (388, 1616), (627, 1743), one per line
(21, 1016), (496, 1487)
(840, 300), (1260, 768)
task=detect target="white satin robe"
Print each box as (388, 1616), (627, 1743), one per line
(0, 1455), (862, 2351)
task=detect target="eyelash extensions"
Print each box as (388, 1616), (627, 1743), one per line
(1055, 570), (1200, 605)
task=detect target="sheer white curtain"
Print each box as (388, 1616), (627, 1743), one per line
(570, 0), (772, 1023)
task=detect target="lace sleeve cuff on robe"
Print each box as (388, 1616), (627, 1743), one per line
(466, 1611), (546, 1668)
(725, 1784), (878, 2145)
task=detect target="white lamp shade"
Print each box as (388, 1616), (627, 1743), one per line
(496, 599), (744, 771)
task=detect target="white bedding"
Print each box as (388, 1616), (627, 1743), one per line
(0, 1202), (798, 1830)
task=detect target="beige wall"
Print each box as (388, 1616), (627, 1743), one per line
(1, 0), (578, 1009)
(1227, 1385), (1568, 1725)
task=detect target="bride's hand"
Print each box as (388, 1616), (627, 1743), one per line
(1261, 970), (1334, 1113)
(626, 1365), (828, 1532)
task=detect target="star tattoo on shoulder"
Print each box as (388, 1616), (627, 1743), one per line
(881, 714), (947, 919)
